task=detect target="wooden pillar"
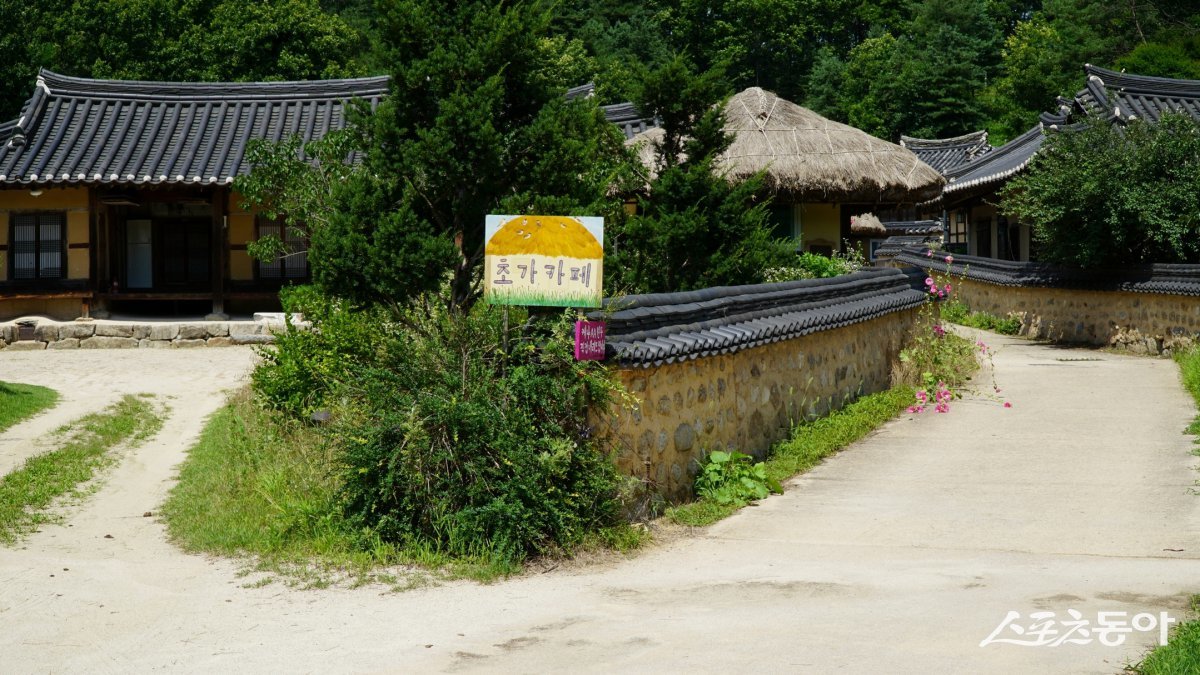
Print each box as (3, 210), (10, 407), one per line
(209, 186), (227, 319)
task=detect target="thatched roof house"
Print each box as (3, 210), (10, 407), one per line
(629, 87), (944, 204)
(627, 87), (943, 257)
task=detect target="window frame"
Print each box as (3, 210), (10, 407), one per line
(8, 211), (67, 282)
(254, 216), (310, 284)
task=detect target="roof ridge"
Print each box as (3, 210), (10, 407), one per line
(37, 69), (391, 102)
(1084, 63), (1200, 97)
(900, 130), (988, 147)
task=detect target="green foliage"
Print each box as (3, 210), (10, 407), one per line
(1174, 344), (1200, 436)
(666, 386), (914, 527)
(0, 381), (58, 433)
(941, 300), (1021, 335)
(0, 395), (161, 544)
(1128, 596), (1200, 675)
(251, 285), (386, 417)
(694, 450), (782, 506)
(763, 249), (866, 282)
(898, 328), (980, 391)
(605, 56), (794, 294)
(1002, 113), (1200, 267)
(330, 303), (626, 562)
(0, 0), (364, 119)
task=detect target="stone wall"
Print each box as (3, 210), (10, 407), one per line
(951, 278), (1200, 354)
(0, 319), (282, 350)
(599, 309), (918, 504)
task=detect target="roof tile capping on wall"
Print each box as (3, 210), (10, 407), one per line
(590, 267), (929, 368)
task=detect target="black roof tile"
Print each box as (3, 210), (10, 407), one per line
(590, 268), (927, 367)
(0, 70), (388, 186)
(900, 131), (992, 175)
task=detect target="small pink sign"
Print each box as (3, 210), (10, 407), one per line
(574, 320), (606, 361)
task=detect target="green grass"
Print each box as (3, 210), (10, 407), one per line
(941, 300), (1021, 335)
(0, 381), (59, 433)
(666, 386), (915, 527)
(1129, 349), (1200, 672)
(1175, 345), (1200, 436)
(0, 395), (162, 544)
(1127, 596), (1200, 674)
(164, 390), (642, 586)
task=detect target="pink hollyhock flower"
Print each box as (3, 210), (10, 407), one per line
(926, 249), (934, 258)
(945, 255), (954, 264)
(935, 402), (949, 413)
(1003, 402), (1012, 408)
(925, 277), (935, 286)
(915, 390), (928, 403)
(945, 284), (952, 292)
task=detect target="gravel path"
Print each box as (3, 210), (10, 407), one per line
(1, 337), (1198, 673)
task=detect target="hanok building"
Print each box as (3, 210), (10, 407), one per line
(905, 64), (1200, 263)
(0, 70), (387, 321)
(627, 87), (945, 257)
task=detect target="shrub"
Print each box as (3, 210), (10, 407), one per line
(941, 300), (1021, 335)
(764, 248), (866, 282)
(324, 301), (627, 563)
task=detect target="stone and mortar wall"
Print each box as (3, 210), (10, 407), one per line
(600, 309), (918, 504)
(952, 277), (1200, 355)
(0, 320), (282, 351)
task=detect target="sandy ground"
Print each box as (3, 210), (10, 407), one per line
(0, 337), (1198, 674)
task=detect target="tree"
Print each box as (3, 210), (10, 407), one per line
(0, 0), (364, 120)
(1001, 113), (1200, 267)
(605, 56), (794, 294)
(240, 0), (635, 312)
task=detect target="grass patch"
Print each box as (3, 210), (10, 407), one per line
(941, 300), (1021, 335)
(0, 394), (161, 544)
(1127, 596), (1200, 675)
(0, 381), (58, 433)
(164, 390), (647, 586)
(665, 386), (914, 527)
(1174, 345), (1200, 436)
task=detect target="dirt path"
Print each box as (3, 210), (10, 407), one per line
(1, 338), (1198, 673)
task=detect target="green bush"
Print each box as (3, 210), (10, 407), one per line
(764, 249), (866, 283)
(694, 450), (782, 506)
(262, 300), (627, 563)
(252, 285), (387, 417)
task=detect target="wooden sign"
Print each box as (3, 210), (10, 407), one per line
(484, 215), (604, 307)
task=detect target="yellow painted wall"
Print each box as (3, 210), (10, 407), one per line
(228, 190), (257, 281)
(798, 203), (841, 252)
(0, 187), (91, 282)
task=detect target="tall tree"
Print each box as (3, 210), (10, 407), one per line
(606, 57), (793, 294)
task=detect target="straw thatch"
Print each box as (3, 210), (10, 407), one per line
(849, 212), (886, 236)
(630, 87), (945, 203)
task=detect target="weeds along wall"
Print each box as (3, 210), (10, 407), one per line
(591, 268), (925, 505)
(892, 248), (1200, 355)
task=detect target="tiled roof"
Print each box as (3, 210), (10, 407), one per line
(1060, 65), (1200, 124)
(565, 82), (658, 139)
(590, 268), (927, 367)
(894, 247), (1200, 296)
(874, 235), (937, 258)
(883, 219), (942, 235)
(899, 131), (992, 174)
(943, 124), (1044, 195)
(0, 70), (388, 186)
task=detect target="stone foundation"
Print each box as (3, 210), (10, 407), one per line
(0, 318), (288, 350)
(598, 309), (918, 504)
(952, 277), (1200, 355)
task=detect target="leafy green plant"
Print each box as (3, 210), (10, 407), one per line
(694, 450), (782, 506)
(941, 300), (1021, 335)
(764, 248), (866, 283)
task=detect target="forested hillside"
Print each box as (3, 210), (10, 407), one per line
(2, 0), (1197, 144)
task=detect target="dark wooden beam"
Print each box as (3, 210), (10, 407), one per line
(210, 185), (227, 318)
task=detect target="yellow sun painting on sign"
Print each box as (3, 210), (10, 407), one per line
(484, 215), (604, 307)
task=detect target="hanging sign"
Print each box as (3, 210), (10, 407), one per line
(574, 320), (606, 361)
(484, 215), (604, 307)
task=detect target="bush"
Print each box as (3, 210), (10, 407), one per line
(941, 300), (1021, 335)
(252, 285), (387, 417)
(262, 299), (628, 563)
(764, 249), (866, 283)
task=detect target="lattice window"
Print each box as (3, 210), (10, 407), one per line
(10, 212), (65, 280)
(256, 219), (308, 280)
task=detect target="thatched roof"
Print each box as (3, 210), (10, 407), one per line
(630, 87), (945, 203)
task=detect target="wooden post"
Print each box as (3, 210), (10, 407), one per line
(209, 186), (227, 319)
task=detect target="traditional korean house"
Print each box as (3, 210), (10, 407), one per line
(627, 87), (945, 256)
(905, 64), (1200, 263)
(0, 70), (387, 321)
